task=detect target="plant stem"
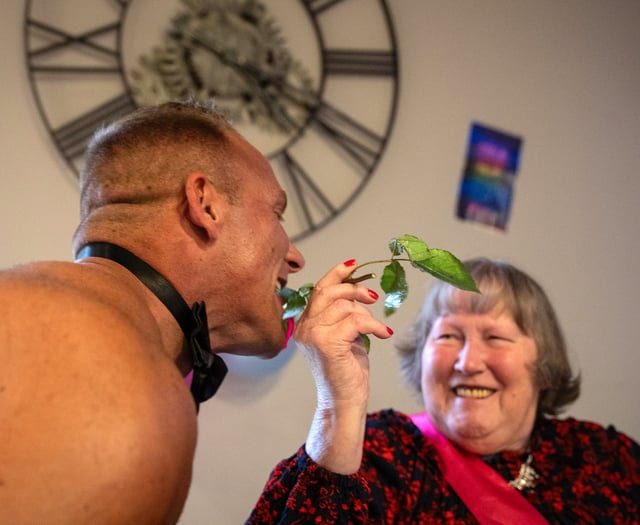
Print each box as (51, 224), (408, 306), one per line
(344, 258), (412, 284)
(343, 273), (376, 284)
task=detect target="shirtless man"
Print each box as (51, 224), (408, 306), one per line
(0, 100), (309, 524)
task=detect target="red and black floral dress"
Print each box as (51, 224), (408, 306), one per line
(247, 409), (639, 524)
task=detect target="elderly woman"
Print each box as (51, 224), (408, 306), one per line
(248, 258), (639, 524)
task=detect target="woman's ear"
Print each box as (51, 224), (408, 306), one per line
(184, 172), (223, 241)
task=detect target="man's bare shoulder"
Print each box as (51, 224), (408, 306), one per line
(0, 260), (158, 346)
(0, 261), (162, 372)
(0, 261), (197, 524)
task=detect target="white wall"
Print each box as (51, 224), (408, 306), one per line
(2, 1), (639, 523)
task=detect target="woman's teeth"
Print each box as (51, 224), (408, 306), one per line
(454, 387), (494, 399)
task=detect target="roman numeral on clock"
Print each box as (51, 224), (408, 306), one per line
(303, 0), (347, 15)
(25, 4), (133, 172)
(52, 93), (137, 161)
(324, 50), (397, 77)
(277, 150), (339, 235)
(312, 100), (386, 176)
(25, 14), (125, 73)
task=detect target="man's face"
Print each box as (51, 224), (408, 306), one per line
(210, 132), (305, 357)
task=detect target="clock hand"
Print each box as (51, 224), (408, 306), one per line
(187, 33), (310, 132)
(187, 33), (378, 167)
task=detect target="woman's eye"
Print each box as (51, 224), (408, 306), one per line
(488, 334), (513, 342)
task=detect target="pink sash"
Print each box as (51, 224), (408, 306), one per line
(410, 412), (549, 525)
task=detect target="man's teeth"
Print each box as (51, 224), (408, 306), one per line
(454, 387), (494, 399)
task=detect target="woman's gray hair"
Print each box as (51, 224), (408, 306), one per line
(395, 257), (580, 416)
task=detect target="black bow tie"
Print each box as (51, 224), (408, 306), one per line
(75, 242), (227, 412)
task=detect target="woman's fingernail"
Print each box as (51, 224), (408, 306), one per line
(386, 326), (394, 335)
(343, 258), (356, 267)
(368, 289), (379, 300)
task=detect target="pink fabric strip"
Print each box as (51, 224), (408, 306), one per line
(410, 412), (549, 525)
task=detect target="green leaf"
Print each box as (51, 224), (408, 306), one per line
(280, 284), (314, 320)
(361, 334), (371, 354)
(297, 283), (315, 299)
(380, 260), (408, 316)
(390, 234), (430, 261)
(410, 249), (479, 292)
(388, 238), (403, 256)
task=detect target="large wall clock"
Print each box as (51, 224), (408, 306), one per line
(24, 0), (399, 241)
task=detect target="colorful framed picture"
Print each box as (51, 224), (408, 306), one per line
(456, 123), (523, 231)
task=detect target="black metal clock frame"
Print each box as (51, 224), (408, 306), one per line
(24, 0), (399, 242)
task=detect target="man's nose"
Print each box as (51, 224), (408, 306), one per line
(286, 242), (305, 273)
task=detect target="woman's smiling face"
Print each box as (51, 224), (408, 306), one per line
(421, 305), (540, 455)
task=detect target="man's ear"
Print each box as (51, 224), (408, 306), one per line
(184, 172), (223, 241)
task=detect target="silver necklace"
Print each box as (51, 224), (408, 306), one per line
(508, 453), (539, 491)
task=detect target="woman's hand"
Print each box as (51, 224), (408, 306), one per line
(294, 259), (393, 474)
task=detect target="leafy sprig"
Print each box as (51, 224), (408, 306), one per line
(280, 234), (479, 350)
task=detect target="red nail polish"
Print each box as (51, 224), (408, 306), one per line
(343, 258), (356, 267)
(368, 289), (379, 300)
(386, 326), (394, 335)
